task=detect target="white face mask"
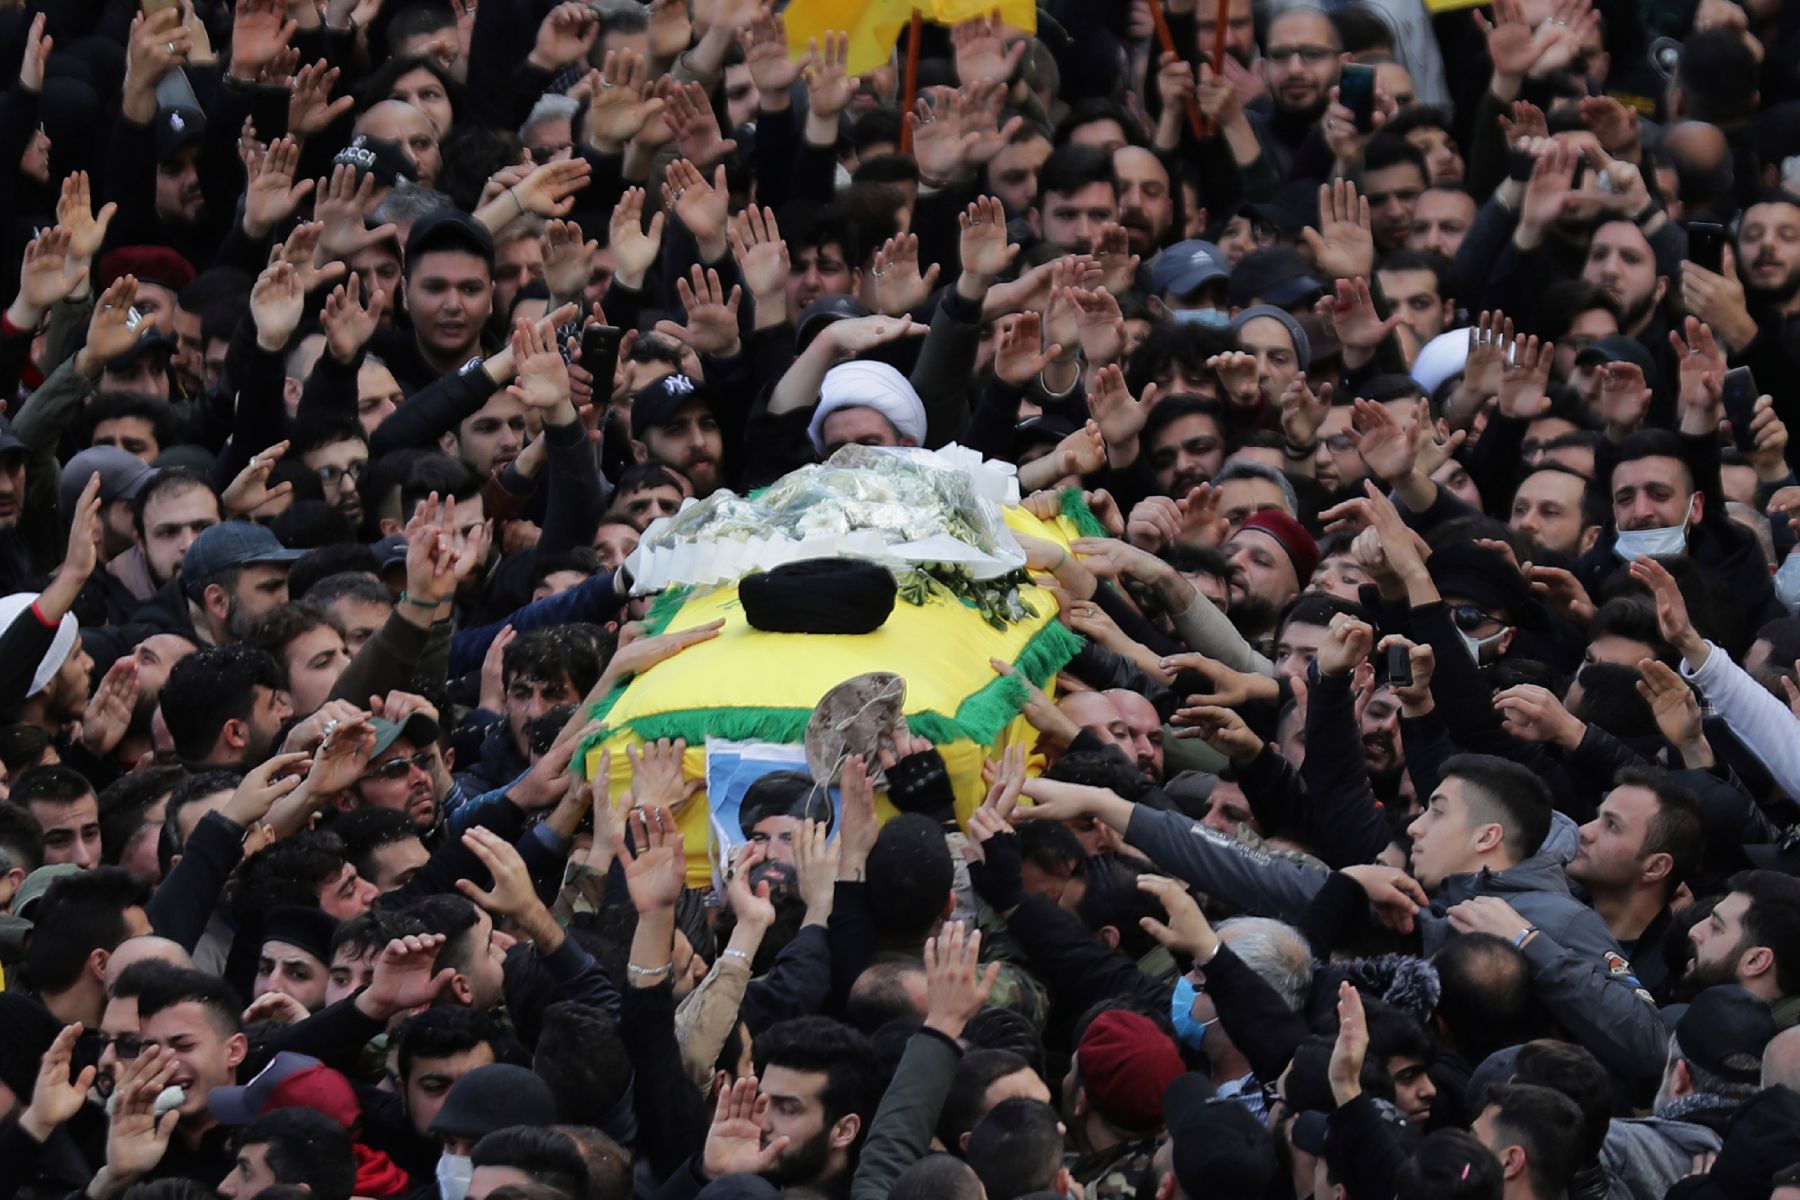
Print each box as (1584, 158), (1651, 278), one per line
(1458, 625), (1512, 666)
(1777, 552), (1800, 611)
(437, 1153), (472, 1200)
(1613, 499), (1694, 562)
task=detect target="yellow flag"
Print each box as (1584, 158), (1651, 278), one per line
(784, 0), (1037, 81)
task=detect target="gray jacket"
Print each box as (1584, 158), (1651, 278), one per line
(1123, 805), (1666, 1084)
(1602, 1117), (1724, 1200)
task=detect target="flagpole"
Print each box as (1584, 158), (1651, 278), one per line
(1145, 0), (1206, 139)
(899, 9), (924, 153)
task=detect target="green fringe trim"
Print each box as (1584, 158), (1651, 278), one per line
(575, 584), (695, 768)
(576, 612), (1085, 771)
(1058, 489), (1108, 539)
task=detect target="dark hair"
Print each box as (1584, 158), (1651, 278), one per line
(1035, 143), (1117, 210)
(307, 571), (393, 610)
(1015, 821), (1083, 876)
(1441, 754), (1552, 862)
(1328, 3), (1393, 52)
(131, 467), (218, 540)
(1052, 98), (1145, 147)
(1570, 662), (1659, 741)
(245, 601), (344, 664)
(892, 1154), (984, 1200)
(1727, 869), (1800, 994)
(531, 1001), (632, 1124)
(161, 770), (243, 872)
(1125, 322), (1234, 398)
(0, 725), (53, 773)
(846, 961), (927, 1034)
(240, 1108), (356, 1200)
(0, 802), (44, 877)
(1520, 460), (1607, 534)
(470, 1127), (588, 1200)
(1363, 996), (1436, 1070)
(1480, 1082), (1585, 1198)
(754, 1016), (881, 1132)
(330, 807), (421, 884)
(83, 392), (178, 453)
(160, 645), (286, 763)
(1615, 429), (1696, 495)
(1394, 1129), (1503, 1200)
(98, 765), (186, 867)
(611, 463), (682, 496)
(1676, 29), (1759, 124)
(135, 967), (245, 1035)
(937, 1049), (1034, 1154)
(1139, 393), (1226, 455)
(1074, 854), (1162, 960)
(1512, 1040), (1611, 1167)
(361, 53), (458, 119)
(1538, 279), (1619, 344)
(1042, 747), (1146, 802)
(386, 0), (454, 52)
(551, 1124), (632, 1200)
(397, 454), (481, 523)
(964, 1097), (1063, 1200)
(865, 814), (954, 940)
(14, 764), (97, 813)
(112, 958), (195, 1001)
(233, 832), (349, 922)
(961, 1007), (1046, 1079)
(394, 1005), (509, 1081)
(1430, 933), (1538, 1062)
(1363, 133), (1428, 181)
(1382, 104), (1453, 140)
(503, 629), (602, 697)
(1587, 596), (1665, 662)
(852, 108), (903, 154)
(1279, 590), (1367, 638)
(1376, 246), (1449, 297)
(26, 867), (151, 992)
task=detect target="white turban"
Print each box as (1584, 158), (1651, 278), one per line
(0, 592), (78, 697)
(1410, 328), (1473, 397)
(809, 361), (927, 455)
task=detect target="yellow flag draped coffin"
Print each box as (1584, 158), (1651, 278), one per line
(577, 446), (1093, 884)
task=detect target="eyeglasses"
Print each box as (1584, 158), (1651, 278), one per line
(83, 1031), (144, 1060)
(360, 751), (434, 783)
(316, 462), (366, 487)
(1266, 44), (1336, 66)
(1323, 434), (1356, 453)
(1449, 604), (1496, 632)
(527, 143), (573, 164)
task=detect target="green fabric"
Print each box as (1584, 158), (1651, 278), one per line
(575, 584), (695, 764)
(1058, 489), (1108, 539)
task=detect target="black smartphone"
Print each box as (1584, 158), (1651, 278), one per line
(580, 324), (623, 395)
(1722, 366), (1759, 451)
(1688, 222), (1727, 275)
(1339, 64), (1377, 133)
(1386, 643), (1412, 688)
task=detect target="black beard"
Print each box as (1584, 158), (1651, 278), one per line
(1618, 292), (1657, 333)
(761, 1128), (835, 1188)
(1746, 270), (1800, 309)
(1228, 592), (1280, 639)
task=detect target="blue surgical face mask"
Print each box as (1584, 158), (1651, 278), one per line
(1170, 974), (1214, 1049)
(1777, 552), (1800, 611)
(1613, 500), (1694, 562)
(1169, 306), (1231, 328)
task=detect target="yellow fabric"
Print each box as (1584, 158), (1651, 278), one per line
(584, 506), (1076, 884)
(784, 0), (1038, 81)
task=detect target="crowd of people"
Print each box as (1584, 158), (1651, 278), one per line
(3, 0), (1800, 1197)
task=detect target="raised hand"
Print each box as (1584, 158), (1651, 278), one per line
(1517, 140), (1578, 245)
(626, 738), (702, 812)
(728, 205), (790, 321)
(1087, 363), (1153, 450)
(19, 1022), (96, 1143)
(80, 657), (141, 757)
(739, 7), (802, 97)
(1302, 178), (1374, 281)
(13, 227), (79, 322)
(1317, 612), (1375, 676)
(57, 172), (117, 273)
(506, 318), (574, 414)
(922, 922), (1001, 1038)
(1494, 683), (1585, 748)
(1636, 658), (1709, 763)
(1206, 350), (1260, 407)
(1596, 361), (1652, 440)
(822, 312), (924, 356)
(610, 187), (667, 291)
(1329, 981), (1370, 1103)
(665, 80), (739, 166)
(837, 754), (878, 881)
(615, 804), (687, 913)
(1474, 0), (1538, 83)
(1497, 333), (1554, 418)
(703, 1077), (788, 1181)
(1135, 874), (1220, 962)
(950, 12), (1026, 87)
(1280, 376), (1332, 449)
(510, 158), (592, 219)
(585, 51), (663, 151)
(1682, 245), (1757, 353)
(322, 273), (384, 365)
(457, 826), (551, 926)
(959, 194), (1018, 282)
(530, 1), (599, 72)
(993, 312), (1059, 387)
(1628, 555), (1706, 664)
(241, 137), (314, 240)
(250, 260), (305, 352)
(1071, 287), (1126, 367)
(803, 32), (855, 122)
(105, 1047), (180, 1187)
(1329, 277), (1402, 352)
(289, 60), (353, 138)
(357, 933), (456, 1019)
(231, 0), (298, 79)
(314, 165), (395, 263)
(1669, 316), (1725, 435)
(76, 276), (143, 378)
(1094, 222), (1139, 292)
(909, 88), (981, 184)
(871, 233), (940, 316)
(661, 159), (730, 261)
(646, 0), (693, 59)
(1169, 703), (1264, 762)
(655, 266), (743, 358)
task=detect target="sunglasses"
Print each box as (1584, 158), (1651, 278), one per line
(360, 751), (434, 783)
(1449, 604), (1496, 632)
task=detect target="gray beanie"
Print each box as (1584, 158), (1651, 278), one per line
(1229, 304), (1312, 372)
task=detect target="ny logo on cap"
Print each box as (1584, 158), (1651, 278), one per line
(168, 111), (187, 132)
(663, 375), (696, 397)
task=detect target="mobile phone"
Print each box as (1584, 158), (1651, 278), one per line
(1339, 64), (1377, 134)
(580, 325), (623, 395)
(1688, 222), (1727, 275)
(1722, 366), (1759, 451)
(1570, 158), (1588, 192)
(1386, 643), (1412, 688)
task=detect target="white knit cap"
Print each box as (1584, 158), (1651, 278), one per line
(808, 361), (928, 455)
(0, 592), (78, 696)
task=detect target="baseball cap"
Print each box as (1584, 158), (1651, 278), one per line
(1574, 334), (1656, 380)
(0, 419), (27, 458)
(1165, 1074), (1278, 1197)
(428, 1064), (556, 1139)
(1226, 245), (1323, 309)
(372, 534), (410, 572)
(1075, 1011), (1186, 1132)
(405, 209), (495, 269)
(154, 105), (205, 163)
(59, 447), (158, 523)
(334, 134), (414, 189)
(106, 328), (178, 370)
(208, 1052), (363, 1126)
(630, 373), (715, 441)
(1149, 240), (1230, 297)
(180, 521), (305, 585)
(368, 712), (442, 761)
(1675, 985), (1777, 1086)
(795, 295), (872, 352)
(1745, 829), (1800, 875)
(1237, 510), (1320, 584)
(12, 864), (81, 921)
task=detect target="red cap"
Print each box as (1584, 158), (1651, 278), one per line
(1076, 1010), (1186, 1132)
(97, 246), (196, 294)
(1237, 510), (1319, 584)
